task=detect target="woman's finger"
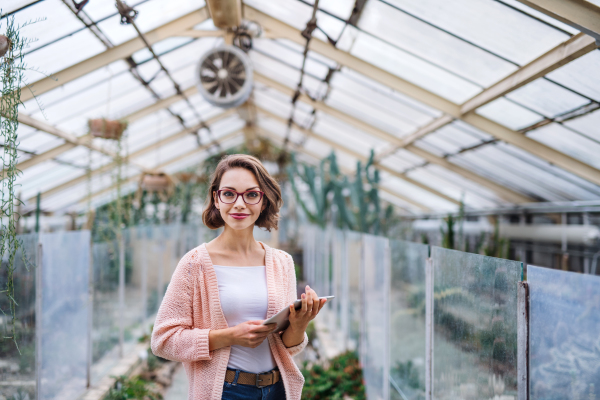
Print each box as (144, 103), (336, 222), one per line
(306, 289), (314, 313)
(301, 293), (307, 314)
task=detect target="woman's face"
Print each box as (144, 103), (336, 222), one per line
(214, 168), (266, 231)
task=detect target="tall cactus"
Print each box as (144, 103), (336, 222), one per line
(287, 149), (391, 234)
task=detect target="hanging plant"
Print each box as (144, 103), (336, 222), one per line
(1, 15), (30, 350)
(88, 118), (128, 140)
(134, 172), (175, 205)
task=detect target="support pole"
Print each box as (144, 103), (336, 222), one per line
(517, 282), (530, 400)
(35, 192), (41, 233)
(141, 229), (148, 328)
(425, 257), (434, 400)
(383, 239), (391, 400)
(118, 234), (125, 358)
(86, 237), (93, 387)
(35, 242), (43, 400)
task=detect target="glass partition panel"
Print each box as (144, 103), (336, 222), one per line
(0, 234), (38, 400)
(361, 234), (390, 400)
(431, 247), (522, 399)
(346, 230), (362, 351)
(389, 240), (429, 400)
(528, 266), (600, 399)
(91, 240), (120, 385)
(40, 231), (90, 400)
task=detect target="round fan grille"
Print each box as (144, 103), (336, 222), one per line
(197, 45), (253, 108)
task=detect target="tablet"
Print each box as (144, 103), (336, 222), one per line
(263, 296), (334, 333)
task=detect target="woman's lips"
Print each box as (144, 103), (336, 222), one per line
(230, 213), (249, 220)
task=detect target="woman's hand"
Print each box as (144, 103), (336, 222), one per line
(230, 320), (278, 348)
(288, 285), (326, 332)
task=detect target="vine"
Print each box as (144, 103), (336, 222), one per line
(0, 15), (28, 350)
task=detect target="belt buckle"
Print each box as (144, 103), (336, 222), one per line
(256, 372), (271, 388)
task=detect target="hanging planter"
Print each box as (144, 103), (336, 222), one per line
(134, 172), (175, 205)
(88, 118), (128, 140)
(0, 35), (11, 57)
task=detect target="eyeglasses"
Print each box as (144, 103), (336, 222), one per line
(217, 189), (265, 205)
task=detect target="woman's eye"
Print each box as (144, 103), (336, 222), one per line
(223, 191), (235, 197)
(247, 192), (258, 198)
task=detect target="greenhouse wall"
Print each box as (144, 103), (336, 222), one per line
(301, 224), (598, 400)
(0, 223), (216, 400)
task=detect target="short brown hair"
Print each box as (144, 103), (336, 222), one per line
(202, 154), (282, 232)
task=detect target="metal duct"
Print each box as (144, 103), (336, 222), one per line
(412, 220), (600, 245)
(206, 0), (242, 28)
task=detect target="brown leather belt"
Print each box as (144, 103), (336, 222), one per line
(225, 368), (281, 388)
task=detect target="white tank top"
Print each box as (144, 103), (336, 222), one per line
(213, 265), (277, 373)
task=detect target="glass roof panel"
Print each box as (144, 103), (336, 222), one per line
(17, 131), (65, 155)
(244, 0), (347, 43)
(378, 174), (458, 211)
(14, 0), (85, 53)
(303, 0), (356, 20)
(359, 0), (517, 87)
(527, 122), (600, 169)
(5, 0), (39, 14)
(349, 31), (482, 103)
(22, 28), (106, 85)
(95, 0), (203, 45)
(493, 141), (600, 196)
(476, 97), (543, 130)
(406, 165), (502, 208)
(20, 60), (130, 114)
(379, 149), (425, 171)
(382, 0), (570, 65)
(563, 108), (600, 142)
(498, 0), (579, 34)
(506, 78), (590, 118)
(457, 144), (600, 201)
(546, 51), (600, 102)
(451, 147), (566, 201)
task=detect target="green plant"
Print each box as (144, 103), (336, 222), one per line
(301, 351), (366, 400)
(105, 375), (162, 400)
(0, 14), (36, 351)
(391, 360), (422, 390)
(287, 150), (395, 234)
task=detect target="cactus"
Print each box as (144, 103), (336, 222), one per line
(287, 149), (391, 234)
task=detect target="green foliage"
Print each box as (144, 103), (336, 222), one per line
(105, 375), (162, 400)
(0, 14), (36, 351)
(287, 150), (396, 234)
(301, 351), (365, 400)
(391, 360), (422, 390)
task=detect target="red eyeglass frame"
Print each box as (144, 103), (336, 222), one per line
(216, 189), (265, 204)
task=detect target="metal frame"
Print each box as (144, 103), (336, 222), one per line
(246, 5), (600, 188)
(425, 256), (434, 400)
(35, 242), (43, 400)
(17, 7), (209, 103)
(257, 127), (424, 213)
(515, 0), (600, 40)
(24, 110), (234, 204)
(517, 281), (530, 400)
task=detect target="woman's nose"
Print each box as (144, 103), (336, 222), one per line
(234, 194), (246, 208)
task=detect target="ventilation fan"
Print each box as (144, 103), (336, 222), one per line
(197, 45), (253, 109)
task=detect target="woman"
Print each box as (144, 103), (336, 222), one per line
(151, 154), (326, 400)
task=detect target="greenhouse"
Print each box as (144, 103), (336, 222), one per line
(1, 0), (600, 399)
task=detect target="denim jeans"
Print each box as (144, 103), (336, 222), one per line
(222, 368), (287, 400)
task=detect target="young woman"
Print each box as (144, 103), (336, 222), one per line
(151, 154), (326, 400)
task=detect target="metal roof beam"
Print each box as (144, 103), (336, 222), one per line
(461, 32), (598, 113)
(25, 110), (234, 203)
(257, 127), (425, 213)
(246, 5), (600, 188)
(256, 105), (460, 206)
(75, 130), (242, 206)
(254, 73), (532, 203)
(17, 7), (209, 103)
(515, 0), (600, 40)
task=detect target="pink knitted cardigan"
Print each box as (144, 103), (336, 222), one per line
(151, 242), (308, 400)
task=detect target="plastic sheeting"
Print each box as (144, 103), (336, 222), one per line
(389, 239), (429, 400)
(431, 247), (522, 399)
(528, 266), (600, 399)
(39, 230), (90, 400)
